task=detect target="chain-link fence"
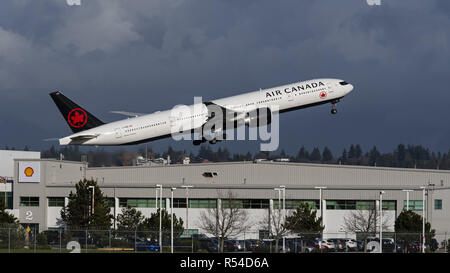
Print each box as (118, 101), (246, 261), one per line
(0, 227), (448, 253)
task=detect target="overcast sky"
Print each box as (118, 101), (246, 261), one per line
(1, 0), (449, 156)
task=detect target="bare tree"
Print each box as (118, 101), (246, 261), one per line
(342, 204), (391, 252)
(198, 190), (251, 252)
(259, 205), (289, 253)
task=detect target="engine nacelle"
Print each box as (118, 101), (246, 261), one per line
(245, 107), (272, 127)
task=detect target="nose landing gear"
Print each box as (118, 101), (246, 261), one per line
(330, 99), (339, 115)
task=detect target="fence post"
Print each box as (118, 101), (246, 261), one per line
(244, 230), (246, 252)
(445, 232), (447, 253)
(85, 229), (88, 253)
(134, 228), (137, 252)
(394, 233), (397, 253)
(59, 228), (62, 253)
(34, 228), (36, 253)
(8, 228), (11, 253)
(191, 234), (194, 253)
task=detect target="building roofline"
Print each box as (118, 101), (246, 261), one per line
(13, 158), (86, 165)
(14, 158), (450, 174)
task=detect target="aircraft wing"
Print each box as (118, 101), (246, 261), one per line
(204, 101), (245, 122)
(203, 101), (272, 130)
(110, 111), (147, 117)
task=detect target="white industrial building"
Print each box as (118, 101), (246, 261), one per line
(3, 150), (449, 242)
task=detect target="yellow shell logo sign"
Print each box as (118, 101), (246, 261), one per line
(24, 167), (34, 177)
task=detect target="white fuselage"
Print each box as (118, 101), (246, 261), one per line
(59, 78), (354, 145)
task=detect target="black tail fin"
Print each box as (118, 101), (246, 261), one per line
(50, 91), (105, 133)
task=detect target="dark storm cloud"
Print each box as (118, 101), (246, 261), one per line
(0, 0), (449, 154)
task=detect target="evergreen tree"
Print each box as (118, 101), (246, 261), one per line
(395, 210), (435, 251)
(296, 146), (309, 162)
(348, 145), (356, 159)
(0, 196), (17, 224)
(309, 147), (321, 162)
(61, 179), (112, 229)
(340, 149), (348, 164)
(116, 206), (145, 231)
(285, 203), (324, 240)
(355, 144), (363, 159)
(322, 147), (333, 162)
(0, 196), (25, 249)
(368, 146), (381, 166)
(140, 209), (184, 243)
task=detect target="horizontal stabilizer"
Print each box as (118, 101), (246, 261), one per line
(110, 111), (146, 117)
(43, 137), (61, 141)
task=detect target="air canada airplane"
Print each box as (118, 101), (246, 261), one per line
(50, 78), (354, 146)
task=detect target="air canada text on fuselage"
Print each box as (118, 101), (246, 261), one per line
(265, 81), (325, 98)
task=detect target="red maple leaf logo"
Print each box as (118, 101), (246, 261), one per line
(320, 92), (327, 99)
(71, 111), (84, 124)
(68, 108), (88, 128)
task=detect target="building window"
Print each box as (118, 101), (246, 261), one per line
(356, 201), (375, 210)
(259, 230), (270, 240)
(181, 229), (198, 238)
(119, 198), (166, 208)
(222, 199), (269, 209)
(20, 197), (39, 207)
(273, 200), (319, 210)
(48, 197), (65, 207)
(189, 199), (217, 209)
(403, 200), (423, 211)
(326, 200), (395, 210)
(107, 198), (115, 208)
(435, 199), (442, 210)
(381, 201), (396, 210)
(172, 198), (187, 208)
(1, 192), (13, 209)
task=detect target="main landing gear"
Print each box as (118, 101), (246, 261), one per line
(193, 133), (227, 145)
(331, 99), (339, 115)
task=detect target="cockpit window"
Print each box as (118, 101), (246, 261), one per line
(339, 81), (349, 86)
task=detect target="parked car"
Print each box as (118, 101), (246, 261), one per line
(243, 239), (260, 251)
(366, 237), (396, 253)
(430, 238), (439, 251)
(197, 238), (219, 252)
(407, 241), (421, 253)
(327, 238), (346, 252)
(303, 240), (316, 253)
(342, 239), (358, 251)
(356, 240), (364, 251)
(225, 240), (243, 251)
(135, 240), (160, 252)
(316, 239), (336, 252)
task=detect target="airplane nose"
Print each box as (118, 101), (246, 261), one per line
(348, 84), (354, 92)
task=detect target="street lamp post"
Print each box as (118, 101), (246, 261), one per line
(171, 187), (176, 253)
(379, 191), (385, 254)
(420, 186), (426, 253)
(181, 185), (193, 238)
(156, 184), (163, 253)
(88, 186), (95, 215)
(274, 187), (282, 253)
(314, 187), (327, 231)
(280, 185), (286, 253)
(402, 189), (413, 211)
